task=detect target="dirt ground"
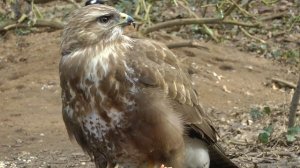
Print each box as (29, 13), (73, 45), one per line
(0, 30), (299, 168)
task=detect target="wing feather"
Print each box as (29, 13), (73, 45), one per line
(125, 39), (217, 143)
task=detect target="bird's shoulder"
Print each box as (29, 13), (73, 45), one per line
(123, 38), (197, 106)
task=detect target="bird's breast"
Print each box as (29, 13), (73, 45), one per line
(70, 62), (137, 141)
(61, 43), (140, 155)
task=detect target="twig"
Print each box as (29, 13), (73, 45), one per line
(178, 1), (197, 18)
(287, 16), (300, 32)
(33, 19), (64, 29)
(201, 0), (209, 17)
(33, 0), (58, 3)
(229, 0), (256, 18)
(261, 0), (279, 5)
(200, 4), (217, 8)
(239, 26), (266, 43)
(223, 0), (242, 18)
(134, 2), (140, 16)
(260, 12), (288, 21)
(172, 0), (178, 6)
(142, 0), (259, 35)
(229, 140), (248, 146)
(166, 40), (209, 50)
(143, 16), (259, 34)
(272, 31), (286, 37)
(223, 20), (260, 27)
(0, 19), (64, 32)
(271, 78), (297, 89)
(141, 0), (147, 11)
(32, 1), (43, 19)
(143, 17), (223, 34)
(288, 74), (300, 128)
(65, 0), (81, 9)
(17, 14), (28, 23)
(178, 1), (219, 42)
(144, 3), (152, 25)
(241, 0), (254, 8)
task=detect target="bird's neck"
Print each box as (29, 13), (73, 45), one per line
(90, 35), (133, 61)
(84, 36), (133, 78)
(60, 35), (133, 81)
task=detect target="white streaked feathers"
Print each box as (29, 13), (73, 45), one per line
(63, 35), (135, 142)
(82, 111), (109, 139)
(108, 27), (123, 42)
(65, 105), (74, 119)
(107, 107), (124, 127)
(123, 61), (138, 94)
(87, 45), (116, 80)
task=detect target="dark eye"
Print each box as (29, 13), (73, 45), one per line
(98, 15), (112, 23)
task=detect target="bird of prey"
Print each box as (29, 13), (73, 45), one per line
(59, 4), (238, 168)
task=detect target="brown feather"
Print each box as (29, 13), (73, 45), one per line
(124, 39), (218, 143)
(59, 4), (238, 168)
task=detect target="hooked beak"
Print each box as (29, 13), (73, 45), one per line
(119, 13), (135, 28)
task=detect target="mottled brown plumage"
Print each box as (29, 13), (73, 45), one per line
(59, 4), (238, 168)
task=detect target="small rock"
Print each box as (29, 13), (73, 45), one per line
(16, 139), (23, 144)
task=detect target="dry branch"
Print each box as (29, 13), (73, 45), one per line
(34, 0), (82, 3)
(241, 0), (254, 8)
(272, 31), (286, 37)
(223, 0), (242, 18)
(143, 18), (223, 34)
(142, 18), (258, 34)
(230, 0), (256, 18)
(239, 26), (266, 43)
(260, 12), (289, 21)
(178, 1), (219, 42)
(34, 0), (57, 3)
(65, 0), (81, 9)
(0, 19), (64, 32)
(271, 78), (297, 89)
(222, 20), (260, 27)
(166, 40), (209, 50)
(143, 17), (259, 34)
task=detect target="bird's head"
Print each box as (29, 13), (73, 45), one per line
(61, 4), (134, 53)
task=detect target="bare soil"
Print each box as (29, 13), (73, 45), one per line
(0, 31), (299, 167)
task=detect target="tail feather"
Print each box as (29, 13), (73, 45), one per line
(208, 143), (239, 168)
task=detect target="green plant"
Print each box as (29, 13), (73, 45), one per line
(258, 125), (273, 144)
(282, 49), (300, 64)
(250, 106), (271, 121)
(286, 126), (300, 142)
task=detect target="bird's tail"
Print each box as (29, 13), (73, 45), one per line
(208, 143), (239, 168)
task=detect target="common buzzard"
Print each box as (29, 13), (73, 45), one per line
(59, 4), (238, 168)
